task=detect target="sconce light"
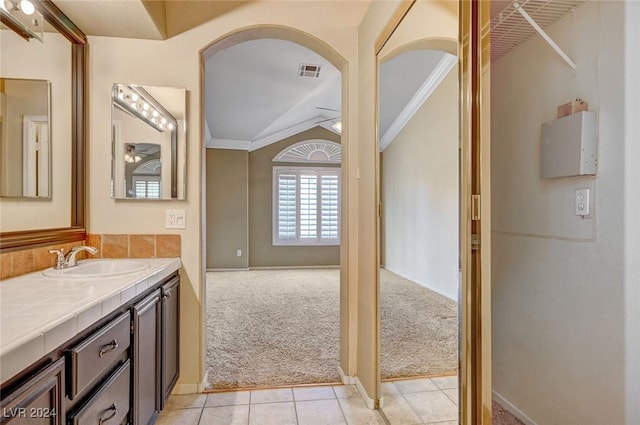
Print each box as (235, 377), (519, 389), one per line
(113, 84), (178, 133)
(332, 121), (342, 134)
(124, 144), (142, 164)
(0, 0), (43, 42)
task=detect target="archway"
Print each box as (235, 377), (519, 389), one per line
(199, 25), (354, 390)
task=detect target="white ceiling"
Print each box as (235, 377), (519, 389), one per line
(204, 38), (341, 151)
(379, 49), (447, 136)
(50, 0), (457, 153)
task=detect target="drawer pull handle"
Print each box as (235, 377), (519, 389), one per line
(163, 289), (172, 300)
(98, 339), (118, 357)
(98, 403), (117, 424)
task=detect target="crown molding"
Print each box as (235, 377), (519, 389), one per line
(380, 54), (457, 152)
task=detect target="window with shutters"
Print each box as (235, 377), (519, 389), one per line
(132, 159), (161, 199)
(273, 166), (340, 246)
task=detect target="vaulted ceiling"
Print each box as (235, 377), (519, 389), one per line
(204, 39), (342, 151)
(52, 0), (458, 152)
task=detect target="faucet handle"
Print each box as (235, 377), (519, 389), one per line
(48, 249), (66, 269)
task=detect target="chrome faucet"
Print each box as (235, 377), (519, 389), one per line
(49, 246), (99, 269)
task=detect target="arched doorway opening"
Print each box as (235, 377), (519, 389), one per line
(200, 26), (354, 391)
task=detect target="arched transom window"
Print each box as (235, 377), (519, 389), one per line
(273, 140), (341, 164)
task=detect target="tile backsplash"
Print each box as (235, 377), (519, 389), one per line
(88, 234), (181, 259)
(0, 234), (181, 280)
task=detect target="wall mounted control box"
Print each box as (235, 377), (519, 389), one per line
(541, 111), (597, 179)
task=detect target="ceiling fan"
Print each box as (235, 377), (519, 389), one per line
(315, 107), (342, 133)
(315, 106), (340, 123)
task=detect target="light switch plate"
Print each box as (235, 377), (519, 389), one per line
(166, 209), (186, 229)
(575, 188), (590, 216)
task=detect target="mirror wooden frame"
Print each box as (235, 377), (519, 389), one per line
(0, 0), (87, 251)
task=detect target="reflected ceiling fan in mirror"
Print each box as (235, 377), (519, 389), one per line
(315, 106), (342, 133)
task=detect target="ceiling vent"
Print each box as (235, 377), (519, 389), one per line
(299, 63), (321, 78)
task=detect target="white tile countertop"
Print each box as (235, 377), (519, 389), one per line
(0, 257), (181, 384)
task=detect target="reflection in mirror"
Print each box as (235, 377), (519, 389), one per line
(0, 78), (51, 198)
(376, 2), (460, 423)
(111, 84), (186, 200)
(0, 0), (82, 239)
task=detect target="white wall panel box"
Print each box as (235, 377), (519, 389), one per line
(541, 111), (597, 179)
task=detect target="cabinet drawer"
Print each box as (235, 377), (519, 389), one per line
(69, 360), (130, 425)
(67, 313), (130, 399)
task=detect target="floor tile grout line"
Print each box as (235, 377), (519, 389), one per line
(196, 405), (205, 425)
(336, 396), (358, 425)
(293, 399), (300, 425)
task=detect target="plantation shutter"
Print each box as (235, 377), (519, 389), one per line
(320, 174), (339, 239)
(277, 173), (297, 240)
(273, 167), (340, 245)
(299, 174), (318, 239)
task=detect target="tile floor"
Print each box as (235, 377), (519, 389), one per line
(157, 376), (458, 425)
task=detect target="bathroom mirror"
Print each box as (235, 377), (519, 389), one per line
(0, 0), (87, 250)
(111, 84), (186, 200)
(0, 78), (52, 198)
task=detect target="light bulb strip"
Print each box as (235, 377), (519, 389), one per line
(0, 0), (43, 42)
(113, 84), (178, 133)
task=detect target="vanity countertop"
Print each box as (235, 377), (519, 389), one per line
(0, 257), (181, 384)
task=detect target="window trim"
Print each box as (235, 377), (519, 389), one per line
(272, 166), (341, 246)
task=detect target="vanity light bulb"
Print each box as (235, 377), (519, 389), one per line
(134, 155), (142, 162)
(19, 0), (34, 15)
(168, 123), (175, 130)
(0, 1), (8, 12)
(141, 110), (148, 117)
(142, 103), (149, 111)
(118, 92), (125, 100)
(161, 117), (167, 124)
(130, 102), (138, 110)
(152, 110), (159, 118)
(151, 117), (158, 123)
(131, 93), (139, 102)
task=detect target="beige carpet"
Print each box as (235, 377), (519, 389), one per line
(493, 401), (526, 425)
(206, 268), (458, 389)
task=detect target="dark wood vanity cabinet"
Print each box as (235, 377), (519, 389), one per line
(0, 358), (65, 425)
(160, 277), (180, 409)
(131, 290), (162, 425)
(0, 272), (180, 425)
(131, 275), (181, 424)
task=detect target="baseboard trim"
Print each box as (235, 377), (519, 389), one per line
(173, 372), (208, 395)
(249, 265), (340, 270)
(381, 267), (457, 301)
(492, 390), (538, 425)
(338, 366), (356, 385)
(207, 268), (249, 272)
(355, 377), (376, 410)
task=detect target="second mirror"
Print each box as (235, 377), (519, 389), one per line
(111, 83), (186, 200)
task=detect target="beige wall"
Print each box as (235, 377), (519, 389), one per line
(0, 29), (71, 231)
(491, 2), (625, 423)
(249, 126), (340, 268)
(206, 149), (248, 269)
(381, 68), (458, 300)
(1, 80), (48, 196)
(625, 4), (640, 423)
(87, 2), (359, 392)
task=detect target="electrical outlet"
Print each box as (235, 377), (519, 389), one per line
(575, 188), (590, 216)
(236, 249), (242, 257)
(166, 209), (186, 229)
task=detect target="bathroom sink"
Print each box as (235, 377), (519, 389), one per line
(42, 259), (149, 278)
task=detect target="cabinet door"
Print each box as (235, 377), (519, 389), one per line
(161, 277), (180, 408)
(131, 290), (161, 425)
(0, 358), (64, 425)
